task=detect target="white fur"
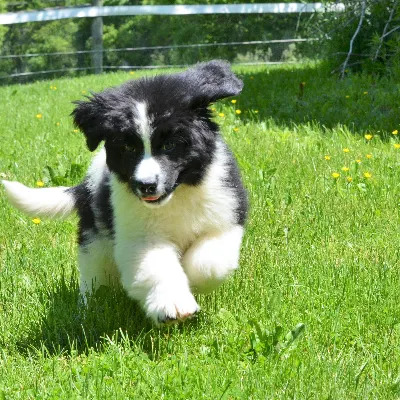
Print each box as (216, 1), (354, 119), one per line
(134, 102), (152, 141)
(2, 180), (74, 218)
(132, 102), (163, 186)
(79, 234), (119, 296)
(134, 156), (161, 184)
(182, 225), (244, 293)
(86, 148), (107, 195)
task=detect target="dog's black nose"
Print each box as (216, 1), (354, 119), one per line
(138, 182), (157, 195)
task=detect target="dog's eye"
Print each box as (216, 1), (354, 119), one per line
(162, 142), (175, 151)
(124, 144), (136, 153)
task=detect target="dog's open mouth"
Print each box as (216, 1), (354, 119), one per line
(141, 195), (161, 202)
(141, 192), (170, 204)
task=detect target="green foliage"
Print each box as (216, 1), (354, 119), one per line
(311, 0), (400, 77)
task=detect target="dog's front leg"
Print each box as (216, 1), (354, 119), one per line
(116, 241), (200, 324)
(182, 225), (244, 294)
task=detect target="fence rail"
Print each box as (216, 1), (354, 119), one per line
(0, 2), (345, 24)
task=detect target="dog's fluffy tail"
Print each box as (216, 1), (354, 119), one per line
(2, 180), (75, 219)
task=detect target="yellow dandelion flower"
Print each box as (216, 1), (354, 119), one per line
(347, 176), (353, 183)
(233, 127), (239, 132)
(129, 71), (135, 75)
(363, 91), (368, 95)
(363, 172), (372, 179)
(332, 172), (340, 179)
(56, 122), (60, 126)
(356, 159), (362, 164)
(82, 90), (87, 95)
(235, 110), (242, 115)
(345, 95), (350, 99)
(394, 143), (400, 149)
(52, 86), (57, 90)
(36, 113), (42, 119)
(36, 181), (44, 187)
(342, 167), (349, 172)
(364, 134), (373, 140)
(231, 99), (237, 104)
(324, 155), (331, 161)
(218, 113), (225, 118)
(32, 218), (41, 224)
(392, 130), (398, 135)
(366, 154), (372, 159)
(211, 108), (216, 112)
(343, 148), (350, 153)
(73, 129), (79, 133)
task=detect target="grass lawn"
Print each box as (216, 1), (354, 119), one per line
(1, 62), (400, 398)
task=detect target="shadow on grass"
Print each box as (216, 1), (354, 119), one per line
(230, 62), (398, 136)
(14, 275), (202, 358)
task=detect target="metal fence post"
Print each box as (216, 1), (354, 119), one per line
(91, 0), (103, 74)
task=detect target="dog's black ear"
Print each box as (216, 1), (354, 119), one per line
(71, 96), (106, 151)
(185, 60), (243, 107)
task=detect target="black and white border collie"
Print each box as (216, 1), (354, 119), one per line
(3, 60), (248, 324)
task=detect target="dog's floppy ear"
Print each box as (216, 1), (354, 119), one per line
(185, 60), (243, 107)
(71, 95), (107, 152)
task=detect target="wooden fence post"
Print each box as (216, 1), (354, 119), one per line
(91, 0), (103, 74)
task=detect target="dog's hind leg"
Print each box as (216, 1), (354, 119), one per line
(182, 225), (244, 294)
(78, 235), (119, 300)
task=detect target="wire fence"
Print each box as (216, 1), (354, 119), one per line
(0, 38), (318, 79)
(0, 3), (341, 83)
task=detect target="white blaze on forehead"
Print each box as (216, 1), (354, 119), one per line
(133, 102), (162, 184)
(134, 101), (152, 157)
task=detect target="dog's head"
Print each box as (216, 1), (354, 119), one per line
(72, 60), (243, 207)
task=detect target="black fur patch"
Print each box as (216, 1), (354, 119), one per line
(68, 174), (114, 246)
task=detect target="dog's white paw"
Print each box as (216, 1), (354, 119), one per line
(145, 285), (200, 324)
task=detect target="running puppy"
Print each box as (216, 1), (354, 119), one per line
(3, 60), (248, 324)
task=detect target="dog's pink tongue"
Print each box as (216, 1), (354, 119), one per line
(143, 196), (159, 201)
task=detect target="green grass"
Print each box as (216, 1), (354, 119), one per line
(1, 63), (400, 398)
